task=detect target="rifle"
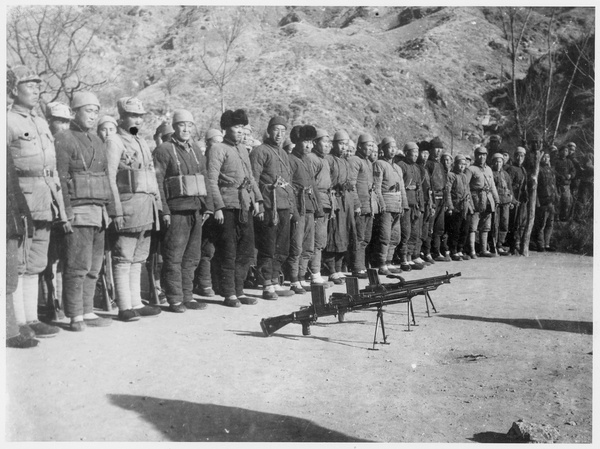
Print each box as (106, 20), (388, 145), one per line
(99, 249), (116, 311)
(261, 270), (460, 349)
(146, 231), (162, 305)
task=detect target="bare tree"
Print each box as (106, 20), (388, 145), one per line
(500, 7), (532, 140)
(194, 9), (247, 113)
(7, 5), (108, 103)
(542, 10), (556, 143)
(522, 147), (542, 257)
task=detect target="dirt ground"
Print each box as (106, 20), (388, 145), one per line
(4, 252), (593, 443)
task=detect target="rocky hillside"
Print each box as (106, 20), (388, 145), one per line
(8, 6), (594, 153)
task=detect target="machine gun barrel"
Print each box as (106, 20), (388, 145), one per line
(260, 272), (460, 337)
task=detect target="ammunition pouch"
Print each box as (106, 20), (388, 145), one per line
(164, 173), (207, 200)
(117, 168), (158, 195)
(68, 171), (111, 202)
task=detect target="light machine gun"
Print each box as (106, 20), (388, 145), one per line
(261, 270), (460, 349)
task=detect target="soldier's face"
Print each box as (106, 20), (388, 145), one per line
(74, 105), (99, 132)
(50, 118), (70, 135)
(568, 144), (576, 155)
(225, 124), (244, 144)
(268, 125), (286, 147)
(314, 137), (330, 155)
(383, 143), (397, 159)
(540, 154), (550, 166)
(559, 147), (569, 158)
(368, 149), (378, 162)
(207, 135), (223, 147)
(492, 158), (503, 171)
(405, 148), (418, 163)
(488, 139), (500, 150)
(433, 147), (442, 159)
(174, 121), (193, 142)
(300, 139), (313, 155)
(243, 128), (252, 145)
(98, 122), (117, 141)
(475, 152), (487, 166)
(442, 156), (452, 171)
(121, 113), (144, 135)
(457, 160), (467, 172)
(333, 139), (348, 157)
(515, 152), (525, 166)
(419, 150), (429, 163)
(529, 140), (541, 151)
(346, 144), (356, 158)
(13, 81), (40, 109)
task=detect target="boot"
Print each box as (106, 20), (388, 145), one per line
(113, 262), (132, 310)
(479, 232), (495, 257)
(468, 232), (477, 259)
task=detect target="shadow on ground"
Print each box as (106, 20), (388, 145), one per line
(438, 314), (592, 335)
(469, 431), (519, 443)
(109, 394), (370, 442)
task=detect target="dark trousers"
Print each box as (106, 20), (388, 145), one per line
(214, 209), (255, 298)
(534, 204), (555, 249)
(373, 211), (401, 266)
(507, 201), (528, 252)
(161, 210), (203, 305)
(352, 213), (373, 272)
(284, 212), (315, 282)
(494, 204), (511, 247)
(447, 212), (469, 254)
(420, 205), (433, 255)
(431, 198), (447, 255)
(399, 208), (421, 259)
(557, 185), (572, 221)
(6, 238), (20, 338)
(63, 226), (105, 317)
(255, 209), (290, 286)
(194, 218), (216, 289)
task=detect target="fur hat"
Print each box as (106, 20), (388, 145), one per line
(290, 124), (317, 144)
(418, 140), (431, 152)
(430, 136), (444, 149)
(220, 109), (248, 129)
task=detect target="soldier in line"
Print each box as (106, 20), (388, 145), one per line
(505, 147), (528, 255)
(397, 142), (425, 270)
(323, 130), (357, 284)
(305, 128), (334, 287)
(490, 153), (515, 256)
(446, 154), (473, 261)
(466, 146), (499, 258)
(7, 66), (69, 338)
(425, 137), (452, 262)
(105, 97), (163, 321)
(153, 122), (175, 149)
(284, 125), (322, 293)
(250, 116), (296, 299)
(55, 92), (115, 330)
(206, 109), (263, 307)
(533, 152), (559, 252)
(553, 145), (577, 221)
(348, 133), (381, 278)
(372, 136), (408, 275)
(192, 128), (224, 298)
(154, 109), (214, 312)
(416, 142), (435, 265)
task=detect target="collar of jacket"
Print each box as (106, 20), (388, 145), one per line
(10, 103), (36, 117)
(291, 147), (306, 159)
(70, 120), (92, 134)
(170, 135), (193, 152)
(312, 148), (325, 158)
(223, 136), (240, 148)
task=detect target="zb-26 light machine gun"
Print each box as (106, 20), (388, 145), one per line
(260, 269), (460, 349)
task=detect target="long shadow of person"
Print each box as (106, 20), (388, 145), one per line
(438, 314), (592, 335)
(109, 394), (371, 442)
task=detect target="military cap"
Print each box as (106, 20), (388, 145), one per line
(357, 133), (374, 145)
(71, 92), (100, 110)
(566, 142), (576, 148)
(172, 109), (195, 125)
(454, 154), (466, 162)
(243, 124), (253, 131)
(283, 138), (293, 149)
(403, 141), (419, 152)
(220, 109), (248, 129)
(465, 155), (472, 161)
(10, 65), (42, 85)
(205, 128), (223, 141)
(489, 134), (501, 141)
(430, 136), (444, 149)
(348, 139), (356, 148)
(515, 146), (526, 155)
(46, 102), (71, 120)
(98, 115), (118, 128)
(491, 152), (504, 161)
(380, 136), (396, 148)
(314, 128), (330, 140)
(474, 146), (488, 154)
(290, 124), (317, 144)
(441, 152), (453, 160)
(333, 130), (350, 142)
(154, 121), (174, 137)
(267, 115), (287, 129)
(117, 96), (146, 115)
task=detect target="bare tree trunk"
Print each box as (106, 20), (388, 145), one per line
(553, 33), (590, 142)
(522, 149), (542, 256)
(542, 10), (556, 142)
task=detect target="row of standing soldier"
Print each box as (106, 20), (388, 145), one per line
(6, 64), (593, 348)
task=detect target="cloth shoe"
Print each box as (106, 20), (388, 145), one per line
(28, 321), (60, 338)
(118, 309), (141, 322)
(469, 252), (477, 259)
(290, 283), (306, 294)
(378, 266), (392, 276)
(424, 254), (435, 264)
(238, 295), (257, 305)
(193, 286), (215, 297)
(410, 261), (425, 270)
(387, 265), (403, 274)
(273, 284), (294, 296)
(18, 324), (36, 340)
(224, 296), (242, 308)
(262, 287), (278, 300)
(479, 251), (495, 258)
(84, 316), (113, 327)
(135, 305), (161, 317)
(351, 270), (368, 279)
(169, 303), (186, 313)
(183, 300), (207, 310)
(311, 274), (332, 288)
(400, 262), (412, 272)
(69, 321), (86, 332)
